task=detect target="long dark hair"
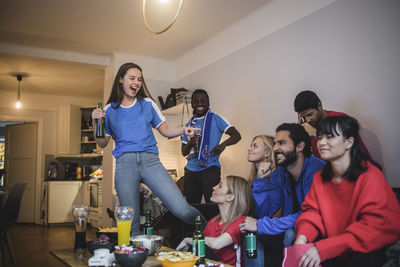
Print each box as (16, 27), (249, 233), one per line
(106, 63), (153, 108)
(317, 116), (381, 182)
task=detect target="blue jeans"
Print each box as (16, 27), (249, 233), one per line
(243, 228), (296, 266)
(243, 238), (264, 267)
(283, 228), (296, 247)
(115, 152), (204, 235)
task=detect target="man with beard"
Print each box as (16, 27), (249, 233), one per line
(240, 123), (325, 267)
(294, 90), (369, 158)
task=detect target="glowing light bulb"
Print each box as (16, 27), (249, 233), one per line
(15, 100), (22, 109)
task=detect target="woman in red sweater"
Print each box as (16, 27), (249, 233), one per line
(294, 115), (400, 267)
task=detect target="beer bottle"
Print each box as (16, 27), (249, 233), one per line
(144, 210), (153, 235)
(245, 231), (257, 258)
(95, 102), (105, 138)
(192, 215), (205, 265)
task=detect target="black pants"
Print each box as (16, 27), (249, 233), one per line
(258, 233), (285, 267)
(323, 247), (387, 267)
(183, 166), (221, 203)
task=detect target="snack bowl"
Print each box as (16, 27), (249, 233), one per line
(156, 251), (198, 267)
(96, 228), (118, 242)
(130, 235), (163, 256)
(87, 240), (116, 255)
(114, 248), (149, 267)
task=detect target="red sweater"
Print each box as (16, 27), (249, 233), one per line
(311, 111), (370, 158)
(295, 162), (400, 262)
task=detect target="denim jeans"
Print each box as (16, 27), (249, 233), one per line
(115, 152), (204, 235)
(243, 238), (264, 267)
(283, 228), (297, 247)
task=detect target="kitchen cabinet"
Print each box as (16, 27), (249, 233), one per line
(56, 105), (103, 158)
(56, 104), (81, 155)
(80, 107), (98, 154)
(47, 181), (89, 224)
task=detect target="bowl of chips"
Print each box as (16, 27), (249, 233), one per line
(96, 227), (118, 242)
(156, 251), (199, 267)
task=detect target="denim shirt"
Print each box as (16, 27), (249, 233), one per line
(253, 155), (325, 235)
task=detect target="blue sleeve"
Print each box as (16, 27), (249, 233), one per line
(149, 100), (166, 128)
(257, 211), (301, 235)
(252, 172), (282, 219)
(214, 114), (232, 133)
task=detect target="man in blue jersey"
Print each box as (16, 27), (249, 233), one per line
(240, 123), (325, 267)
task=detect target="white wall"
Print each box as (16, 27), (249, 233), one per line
(176, 0), (400, 186)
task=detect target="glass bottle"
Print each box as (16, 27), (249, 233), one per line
(192, 215), (205, 265)
(144, 209), (153, 235)
(245, 231), (257, 258)
(95, 102), (105, 138)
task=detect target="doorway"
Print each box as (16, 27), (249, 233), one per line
(1, 120), (38, 223)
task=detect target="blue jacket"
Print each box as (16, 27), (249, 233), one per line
(252, 155), (325, 235)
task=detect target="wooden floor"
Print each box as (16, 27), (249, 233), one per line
(1, 223), (97, 267)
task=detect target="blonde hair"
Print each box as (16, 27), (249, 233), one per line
(213, 175), (253, 233)
(249, 135), (276, 184)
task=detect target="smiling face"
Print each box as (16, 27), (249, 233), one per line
(248, 137), (271, 163)
(191, 93), (210, 117)
(119, 67), (143, 99)
(210, 177), (232, 204)
(317, 130), (354, 162)
(273, 130), (298, 167)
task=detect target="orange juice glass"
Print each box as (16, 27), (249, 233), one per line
(115, 206), (134, 247)
(117, 220), (132, 247)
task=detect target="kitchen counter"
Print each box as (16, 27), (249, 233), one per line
(47, 181), (89, 224)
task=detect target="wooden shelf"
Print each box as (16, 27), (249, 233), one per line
(57, 153), (103, 158)
(161, 103), (192, 115)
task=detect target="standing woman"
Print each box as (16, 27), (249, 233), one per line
(294, 116), (400, 267)
(92, 63), (204, 235)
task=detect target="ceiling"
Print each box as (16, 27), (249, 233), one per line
(0, 0), (270, 98)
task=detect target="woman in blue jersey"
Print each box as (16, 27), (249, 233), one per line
(92, 62), (204, 235)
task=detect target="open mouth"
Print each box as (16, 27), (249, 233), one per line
(275, 153), (285, 160)
(130, 85), (137, 93)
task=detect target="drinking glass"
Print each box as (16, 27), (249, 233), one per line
(115, 206), (134, 247)
(72, 204), (90, 252)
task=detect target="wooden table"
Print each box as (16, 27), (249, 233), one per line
(49, 246), (232, 267)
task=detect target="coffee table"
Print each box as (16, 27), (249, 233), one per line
(50, 246), (232, 267)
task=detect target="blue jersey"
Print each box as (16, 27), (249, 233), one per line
(104, 98), (165, 158)
(182, 113), (232, 171)
(253, 155), (325, 235)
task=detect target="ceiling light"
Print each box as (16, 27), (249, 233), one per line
(142, 0), (183, 35)
(15, 74), (23, 109)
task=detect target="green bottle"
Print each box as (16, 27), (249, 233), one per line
(245, 231), (257, 258)
(192, 215), (205, 265)
(95, 102), (105, 138)
(144, 210), (153, 235)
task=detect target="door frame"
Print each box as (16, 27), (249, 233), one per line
(1, 114), (43, 224)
